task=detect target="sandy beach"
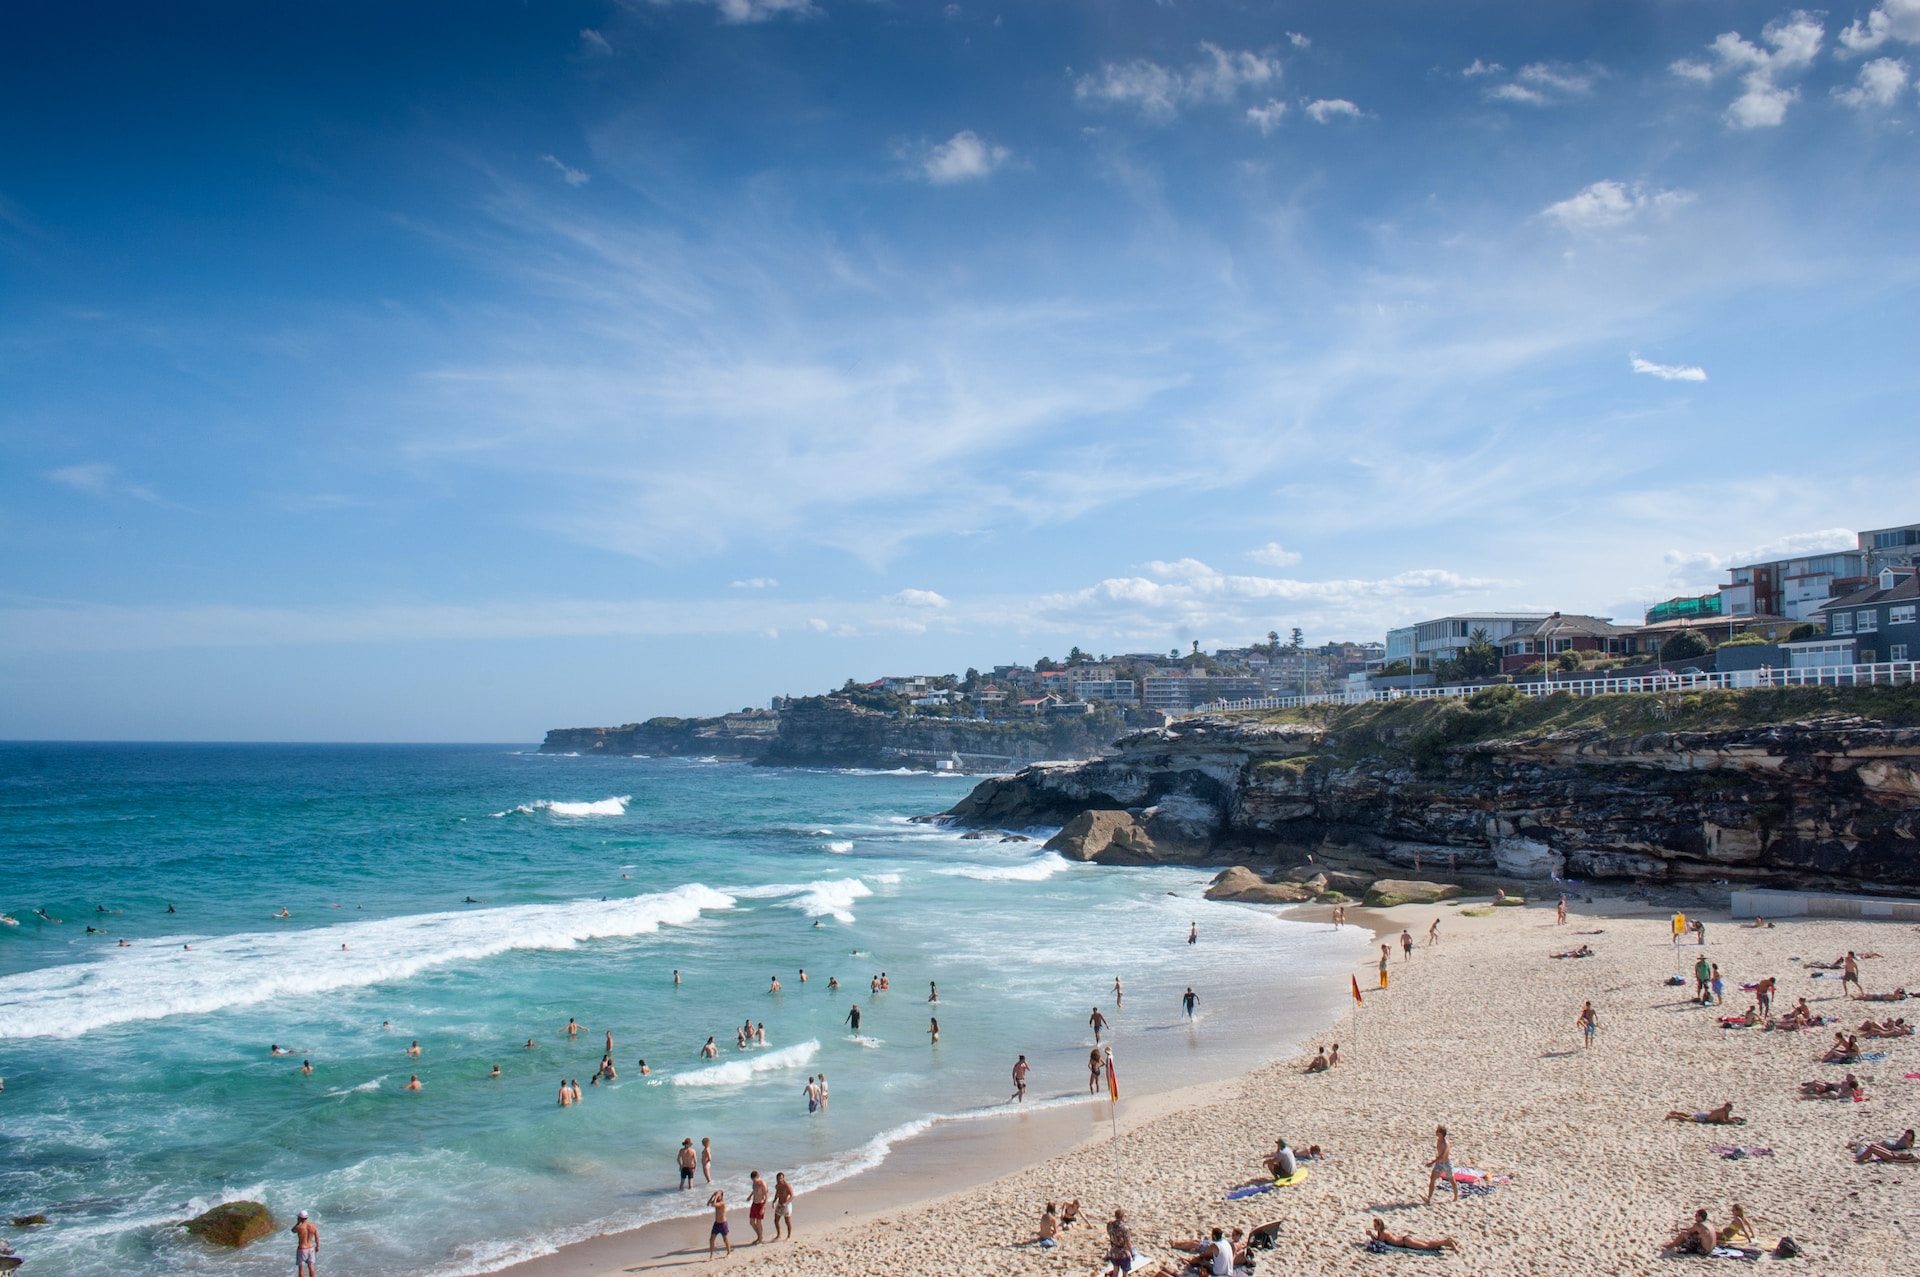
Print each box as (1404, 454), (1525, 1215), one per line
(524, 892), (1920, 1276)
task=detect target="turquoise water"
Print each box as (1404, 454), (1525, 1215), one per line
(0, 744), (1364, 1276)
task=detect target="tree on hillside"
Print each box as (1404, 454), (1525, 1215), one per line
(1448, 627), (1501, 681)
(1661, 629), (1710, 662)
(1290, 627), (1304, 648)
(1067, 645), (1087, 664)
(1035, 656), (1060, 672)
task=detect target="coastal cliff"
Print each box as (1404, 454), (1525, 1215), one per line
(944, 684), (1920, 894)
(542, 701), (1134, 770)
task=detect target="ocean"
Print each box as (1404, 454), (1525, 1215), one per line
(0, 743), (1367, 1276)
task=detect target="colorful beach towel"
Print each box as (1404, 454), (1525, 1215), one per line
(1365, 1239), (1445, 1257)
(1226, 1168), (1311, 1199)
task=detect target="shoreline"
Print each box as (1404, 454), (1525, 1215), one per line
(484, 902), (1373, 1276)
(521, 892), (1920, 1276)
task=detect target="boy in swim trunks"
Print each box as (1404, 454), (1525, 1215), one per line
(706, 1189), (731, 1258)
(747, 1170), (768, 1242)
(293, 1210), (319, 1277)
(1425, 1126), (1458, 1204)
(773, 1172), (795, 1239)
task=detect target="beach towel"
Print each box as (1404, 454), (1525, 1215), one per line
(1447, 1169), (1509, 1185)
(1226, 1168), (1310, 1199)
(1709, 1246), (1762, 1260)
(1365, 1240), (1445, 1257)
(1709, 1145), (1774, 1159)
(1859, 1052), (1889, 1062)
(1904, 1072), (1920, 1080)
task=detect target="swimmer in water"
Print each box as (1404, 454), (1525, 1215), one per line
(407, 1040), (421, 1056)
(525, 1038), (537, 1049)
(638, 1059), (650, 1074)
(405, 1075), (422, 1091)
(277, 907), (291, 918)
(301, 1059), (313, 1075)
(118, 939), (129, 946)
(382, 1021), (391, 1030)
(769, 975), (782, 993)
(930, 1016), (940, 1043)
(86, 925), (98, 933)
(799, 968), (807, 983)
(489, 1065), (500, 1079)
(558, 1078), (572, 1107)
(828, 977), (839, 990)
(702, 1037), (719, 1058)
(272, 1044), (288, 1055)
(167, 903), (176, 913)
(674, 969), (681, 986)
(813, 919), (822, 928)
(565, 1018), (581, 1037)
(464, 896), (479, 903)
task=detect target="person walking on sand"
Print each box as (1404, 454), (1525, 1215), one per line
(1428, 917), (1440, 947)
(1088, 1047), (1106, 1093)
(1379, 945), (1391, 989)
(293, 1210), (319, 1277)
(700, 1137), (713, 1183)
(678, 1139), (697, 1188)
(1011, 1054), (1030, 1102)
(747, 1170), (768, 1243)
(1182, 987), (1199, 1019)
(1400, 929), (1414, 962)
(1425, 1125), (1459, 1204)
(772, 1172), (795, 1240)
(1101, 1207), (1136, 1276)
(1557, 894), (1568, 925)
(1090, 1005), (1110, 1042)
(1577, 1001), (1598, 1048)
(705, 1188), (731, 1260)
(1844, 951), (1863, 997)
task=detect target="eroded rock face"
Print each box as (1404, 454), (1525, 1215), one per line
(947, 713), (1920, 892)
(1204, 866), (1315, 903)
(184, 1202), (276, 1248)
(1044, 810), (1160, 864)
(1364, 879), (1461, 907)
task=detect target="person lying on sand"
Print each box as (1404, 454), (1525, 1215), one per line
(1370, 1218), (1458, 1253)
(1666, 1101), (1742, 1125)
(1856, 987), (1909, 1003)
(1800, 1073), (1863, 1100)
(1664, 1209), (1719, 1256)
(1743, 916), (1773, 928)
(1859, 1017), (1913, 1037)
(1854, 1130), (1917, 1163)
(1720, 1005), (1762, 1028)
(1822, 1033), (1862, 1063)
(1550, 944), (1595, 959)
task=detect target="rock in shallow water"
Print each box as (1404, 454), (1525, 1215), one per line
(1363, 879), (1461, 908)
(1204, 866), (1316, 903)
(183, 1201), (277, 1248)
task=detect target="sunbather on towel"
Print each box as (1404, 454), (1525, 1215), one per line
(1854, 1129), (1917, 1163)
(1859, 1017), (1913, 1037)
(1665, 1101), (1741, 1125)
(1370, 1218), (1458, 1253)
(1717, 1204), (1756, 1246)
(1665, 1209), (1719, 1256)
(1822, 1032), (1862, 1063)
(1720, 1005), (1761, 1028)
(1856, 987), (1909, 1003)
(1799, 1072), (1862, 1100)
(1550, 944), (1594, 959)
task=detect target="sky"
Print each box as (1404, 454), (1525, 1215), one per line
(2, 1), (1917, 741)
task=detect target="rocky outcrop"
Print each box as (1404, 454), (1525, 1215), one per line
(1363, 879), (1461, 907)
(1045, 810), (1161, 864)
(183, 1202), (276, 1248)
(1205, 866), (1316, 903)
(944, 688), (1920, 894)
(542, 713), (779, 760)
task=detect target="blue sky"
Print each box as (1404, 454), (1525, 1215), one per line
(2, 1), (1917, 740)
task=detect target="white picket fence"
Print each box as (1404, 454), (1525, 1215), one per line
(1185, 660), (1920, 717)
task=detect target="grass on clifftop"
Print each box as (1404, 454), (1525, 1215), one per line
(1236, 683), (1920, 772)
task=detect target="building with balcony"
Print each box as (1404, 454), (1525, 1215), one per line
(1387, 613), (1549, 670)
(1718, 549), (1868, 622)
(1810, 568), (1920, 665)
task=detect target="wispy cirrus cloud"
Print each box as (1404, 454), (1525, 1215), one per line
(1245, 100), (1288, 134)
(1631, 355), (1707, 382)
(1486, 62), (1598, 105)
(659, 0), (821, 25)
(48, 463), (166, 505)
(1074, 43), (1282, 120)
(1672, 10), (1826, 129)
(541, 155), (590, 186)
(578, 28), (613, 55)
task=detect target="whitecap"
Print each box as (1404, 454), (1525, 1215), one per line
(932, 853), (1075, 883)
(671, 1039), (819, 1087)
(731, 878), (873, 923)
(825, 840), (854, 854)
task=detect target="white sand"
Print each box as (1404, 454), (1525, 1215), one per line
(606, 895), (1920, 1275)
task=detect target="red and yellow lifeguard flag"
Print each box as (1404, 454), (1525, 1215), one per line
(1351, 975), (1364, 1005)
(1105, 1048), (1120, 1101)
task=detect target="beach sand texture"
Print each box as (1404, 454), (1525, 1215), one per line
(637, 898), (1918, 1275)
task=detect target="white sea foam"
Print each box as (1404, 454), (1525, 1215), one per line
(870, 872), (901, 884)
(0, 883), (735, 1040)
(825, 840), (854, 853)
(671, 1039), (819, 1087)
(491, 795), (630, 818)
(731, 877), (873, 923)
(932, 852), (1075, 883)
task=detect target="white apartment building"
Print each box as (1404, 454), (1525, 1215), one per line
(1386, 613), (1549, 669)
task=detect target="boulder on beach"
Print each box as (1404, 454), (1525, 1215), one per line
(1492, 893), (1527, 907)
(1364, 879), (1461, 908)
(1204, 866), (1315, 904)
(1044, 810), (1160, 865)
(183, 1201), (277, 1249)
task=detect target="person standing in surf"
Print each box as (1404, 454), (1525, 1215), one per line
(1113, 975), (1124, 1008)
(804, 1075), (820, 1114)
(1182, 987), (1199, 1019)
(929, 1016), (940, 1044)
(1188, 922), (1198, 945)
(677, 1139), (697, 1188)
(1090, 1005), (1110, 1042)
(293, 1211), (319, 1277)
(1088, 1048), (1105, 1093)
(817, 1072), (829, 1112)
(845, 1003), (862, 1034)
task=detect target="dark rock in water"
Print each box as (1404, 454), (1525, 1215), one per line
(7, 1215), (45, 1227)
(183, 1201), (277, 1248)
(1204, 866), (1315, 904)
(999, 833), (1032, 842)
(1044, 810), (1161, 864)
(1364, 880), (1461, 908)
(959, 830), (994, 840)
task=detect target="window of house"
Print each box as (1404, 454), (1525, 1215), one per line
(1891, 604), (1917, 626)
(1892, 644), (1910, 661)
(1859, 649), (1877, 664)
(1830, 612), (1852, 634)
(1856, 610), (1879, 632)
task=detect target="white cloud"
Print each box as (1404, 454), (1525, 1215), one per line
(731, 577), (778, 588)
(807, 617), (830, 632)
(1517, 62), (1595, 94)
(920, 130), (1009, 184)
(48, 463), (165, 504)
(1246, 542), (1303, 567)
(1489, 83), (1548, 105)
(1463, 59), (1504, 77)
(1482, 61), (1595, 104)
(541, 155), (590, 186)
(1665, 527), (1858, 587)
(1630, 356), (1708, 382)
(1540, 180), (1693, 232)
(887, 589), (950, 608)
(1288, 32), (1311, 49)
(1304, 98), (1362, 123)
(1834, 56), (1911, 105)
(579, 28), (613, 55)
(1673, 11), (1826, 129)
(1074, 43), (1283, 120)
(681, 0), (821, 23)
(1245, 99), (1288, 134)
(1839, 0), (1920, 53)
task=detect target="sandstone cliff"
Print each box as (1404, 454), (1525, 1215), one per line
(944, 685), (1920, 894)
